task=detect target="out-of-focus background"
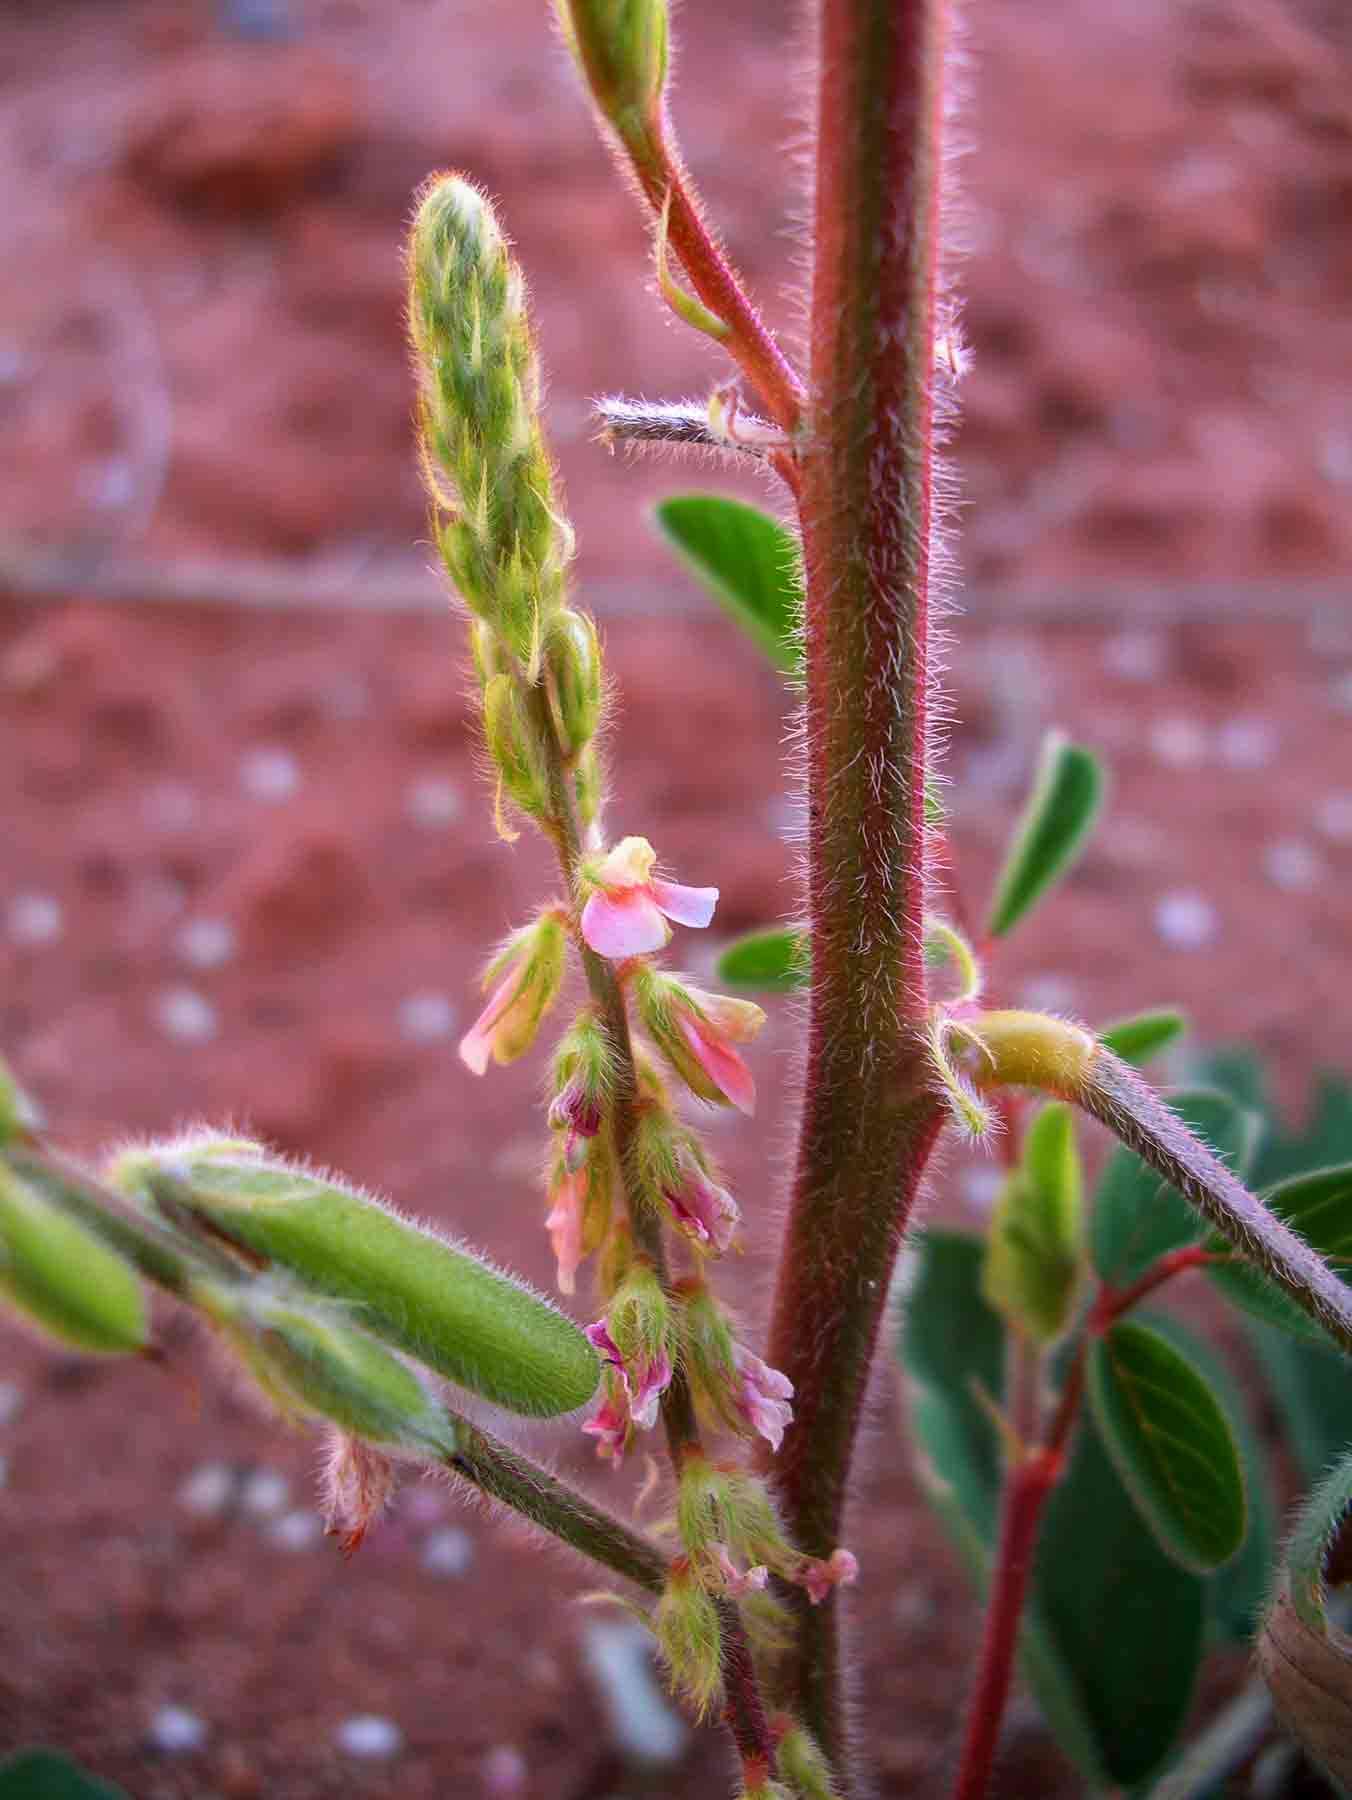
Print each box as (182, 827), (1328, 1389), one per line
(0, 1), (1349, 1794)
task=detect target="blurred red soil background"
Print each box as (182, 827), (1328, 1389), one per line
(0, 0), (1350, 1794)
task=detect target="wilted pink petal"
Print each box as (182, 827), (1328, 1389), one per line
(458, 969), (522, 1076)
(649, 878), (719, 930)
(799, 1548), (860, 1606)
(546, 1169), (586, 1295)
(628, 1350), (673, 1431)
(582, 1397), (629, 1464)
(733, 1344), (795, 1452)
(584, 1320), (623, 1368)
(710, 1545), (769, 1598)
(581, 886), (671, 958)
(663, 1153), (740, 1254)
(678, 1015), (757, 1115)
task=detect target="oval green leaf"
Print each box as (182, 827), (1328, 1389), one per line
(986, 732), (1106, 938)
(654, 495), (803, 676)
(716, 926), (809, 993)
(1089, 1320), (1247, 1573)
(1097, 1009), (1187, 1069)
(982, 1103), (1082, 1343)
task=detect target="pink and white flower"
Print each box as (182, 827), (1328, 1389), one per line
(662, 1150), (741, 1254)
(636, 973), (766, 1115)
(581, 1395), (630, 1464)
(545, 1167), (586, 1295)
(708, 1544), (769, 1598)
(459, 916), (566, 1075)
(732, 1343), (795, 1452)
(580, 837), (718, 960)
(798, 1548), (859, 1606)
(584, 1320), (673, 1431)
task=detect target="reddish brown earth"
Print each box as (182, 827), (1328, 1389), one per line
(1, 1), (1350, 1795)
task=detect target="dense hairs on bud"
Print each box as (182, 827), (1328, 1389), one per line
(655, 1563), (724, 1717)
(408, 175), (570, 669)
(553, 0), (669, 153)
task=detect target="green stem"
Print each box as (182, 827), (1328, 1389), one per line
(763, 0), (950, 1778)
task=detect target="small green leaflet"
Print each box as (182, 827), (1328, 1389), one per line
(1097, 1009), (1187, 1069)
(982, 1103), (1082, 1344)
(1089, 1320), (1247, 1574)
(654, 495), (804, 676)
(716, 926), (810, 993)
(986, 731), (1106, 939)
(0, 1751), (129, 1800)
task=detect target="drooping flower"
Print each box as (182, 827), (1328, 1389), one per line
(634, 970), (765, 1114)
(548, 1077), (603, 1171)
(584, 1320), (672, 1430)
(798, 1548), (859, 1606)
(732, 1343), (795, 1452)
(662, 1149), (740, 1254)
(321, 1430), (397, 1558)
(707, 1544), (769, 1598)
(581, 1393), (630, 1464)
(459, 914), (567, 1075)
(545, 1166), (586, 1294)
(580, 836), (718, 959)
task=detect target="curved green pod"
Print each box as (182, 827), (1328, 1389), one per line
(114, 1145), (598, 1417)
(0, 1165), (148, 1355)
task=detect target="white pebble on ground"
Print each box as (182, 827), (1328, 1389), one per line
(582, 1621), (686, 1766)
(481, 1745), (527, 1795)
(175, 917), (237, 970)
(268, 1510), (324, 1552)
(1216, 716), (1277, 771)
(178, 1463), (236, 1517)
(148, 1706), (207, 1754)
(406, 776), (462, 828)
(239, 1468), (290, 1518)
(1315, 793), (1352, 844)
(1154, 892), (1218, 951)
(7, 893), (63, 947)
(1264, 839), (1321, 893)
(421, 1526), (473, 1577)
(398, 993), (456, 1043)
(153, 987), (218, 1044)
(336, 1716), (404, 1760)
(240, 746), (301, 802)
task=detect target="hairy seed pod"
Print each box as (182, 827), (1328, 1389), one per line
(114, 1145), (599, 1417)
(0, 1163), (148, 1355)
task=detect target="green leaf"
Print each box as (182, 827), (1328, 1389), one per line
(1033, 1412), (1205, 1788)
(1142, 1312), (1276, 1644)
(1206, 1163), (1352, 1345)
(715, 926), (809, 993)
(982, 1103), (1082, 1343)
(898, 1231), (1204, 1788)
(654, 495), (803, 676)
(1089, 1320), (1247, 1573)
(986, 732), (1106, 938)
(1098, 1009), (1187, 1069)
(1090, 1088), (1254, 1288)
(0, 1751), (129, 1799)
(1249, 1325), (1352, 1485)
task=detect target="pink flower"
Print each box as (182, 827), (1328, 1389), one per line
(580, 837), (718, 959)
(581, 1395), (630, 1464)
(459, 916), (566, 1075)
(548, 1078), (603, 1171)
(709, 1545), (769, 1598)
(584, 1321), (673, 1431)
(798, 1548), (859, 1606)
(545, 1167), (586, 1295)
(636, 973), (766, 1115)
(733, 1344), (795, 1452)
(662, 1150), (740, 1254)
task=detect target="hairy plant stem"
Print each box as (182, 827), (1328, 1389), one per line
(760, 0), (950, 1779)
(617, 124), (805, 432)
(521, 680), (775, 1773)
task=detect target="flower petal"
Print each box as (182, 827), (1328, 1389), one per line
(545, 1170), (586, 1294)
(649, 879), (719, 930)
(679, 1016), (757, 1115)
(458, 969), (521, 1075)
(595, 836), (656, 890)
(581, 887), (671, 958)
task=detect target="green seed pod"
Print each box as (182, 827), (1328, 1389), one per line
(0, 1164), (148, 1355)
(114, 1146), (598, 1417)
(546, 608), (603, 756)
(554, 0), (669, 152)
(409, 176), (569, 666)
(199, 1283), (455, 1455)
(483, 672), (551, 822)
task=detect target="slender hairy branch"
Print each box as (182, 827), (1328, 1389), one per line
(761, 0), (951, 1772)
(445, 1421), (667, 1593)
(1080, 1050), (1352, 1354)
(592, 395), (775, 459)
